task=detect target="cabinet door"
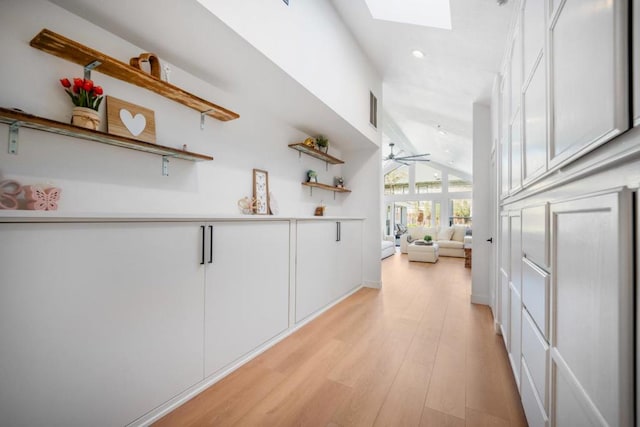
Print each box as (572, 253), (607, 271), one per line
(336, 220), (363, 300)
(550, 190), (633, 426)
(0, 222), (204, 427)
(500, 70), (511, 198)
(295, 221), (338, 322)
(549, 0), (629, 166)
(204, 221), (290, 376)
(634, 0), (640, 126)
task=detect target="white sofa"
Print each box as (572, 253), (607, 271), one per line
(400, 225), (471, 258)
(382, 235), (396, 259)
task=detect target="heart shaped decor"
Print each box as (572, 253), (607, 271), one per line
(119, 109), (147, 137)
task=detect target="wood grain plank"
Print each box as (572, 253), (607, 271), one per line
(419, 407), (465, 427)
(30, 29), (239, 121)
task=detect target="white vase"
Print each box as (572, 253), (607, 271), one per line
(71, 106), (100, 130)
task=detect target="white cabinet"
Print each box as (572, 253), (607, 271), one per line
(295, 220), (363, 323)
(0, 222), (205, 427)
(549, 190), (633, 426)
(549, 0), (629, 166)
(522, 258), (549, 338)
(522, 204), (549, 270)
(634, 0), (640, 126)
(204, 221), (290, 377)
(500, 69), (511, 199)
(523, 57), (547, 182)
(522, 0), (545, 80)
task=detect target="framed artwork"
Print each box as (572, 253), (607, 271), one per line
(106, 96), (156, 143)
(253, 169), (270, 215)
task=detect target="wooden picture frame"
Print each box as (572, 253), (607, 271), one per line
(253, 169), (270, 215)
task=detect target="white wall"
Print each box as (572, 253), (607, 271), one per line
(471, 102), (492, 305)
(195, 0), (381, 146)
(0, 0), (382, 286)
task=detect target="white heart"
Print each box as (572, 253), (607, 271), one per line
(119, 109), (146, 137)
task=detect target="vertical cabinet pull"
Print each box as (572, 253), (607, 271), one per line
(208, 225), (213, 264)
(200, 225), (206, 265)
(336, 221), (341, 242)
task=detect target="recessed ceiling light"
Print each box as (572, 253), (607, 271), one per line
(412, 50), (424, 59)
(437, 125), (447, 135)
(448, 161), (454, 165)
(444, 149), (450, 153)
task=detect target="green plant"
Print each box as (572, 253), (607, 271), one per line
(315, 135), (328, 147)
(423, 234), (433, 242)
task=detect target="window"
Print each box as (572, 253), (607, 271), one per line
(414, 163), (442, 193)
(449, 199), (472, 226)
(448, 174), (472, 192)
(384, 166), (409, 195)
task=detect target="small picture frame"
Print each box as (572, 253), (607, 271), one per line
(253, 169), (270, 215)
(106, 96), (156, 143)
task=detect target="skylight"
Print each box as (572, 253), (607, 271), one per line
(364, 0), (452, 30)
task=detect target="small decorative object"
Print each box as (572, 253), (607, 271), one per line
(252, 169), (270, 215)
(406, 235), (414, 243)
(129, 52), (162, 79)
(61, 77), (104, 130)
(268, 192), (279, 215)
(315, 135), (329, 153)
(237, 196), (256, 214)
(163, 64), (172, 83)
(302, 137), (316, 148)
(423, 235), (434, 245)
(106, 96), (156, 143)
(314, 202), (325, 216)
(23, 185), (61, 211)
(0, 179), (22, 210)
(307, 170), (318, 183)
(334, 176), (344, 188)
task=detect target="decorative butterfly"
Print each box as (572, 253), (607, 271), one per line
(0, 180), (22, 210)
(23, 185), (62, 211)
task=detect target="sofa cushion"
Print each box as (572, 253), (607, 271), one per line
(437, 240), (464, 250)
(452, 225), (467, 242)
(438, 227), (454, 241)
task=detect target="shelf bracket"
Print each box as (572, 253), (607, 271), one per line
(325, 161), (329, 171)
(83, 60), (102, 79)
(200, 109), (215, 130)
(8, 121), (20, 155)
(333, 191), (336, 201)
(162, 156), (169, 176)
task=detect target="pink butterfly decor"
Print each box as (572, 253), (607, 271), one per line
(23, 186), (62, 211)
(0, 180), (22, 210)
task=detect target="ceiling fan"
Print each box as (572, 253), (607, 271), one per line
(384, 143), (431, 165)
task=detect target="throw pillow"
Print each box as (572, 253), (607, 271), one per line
(438, 227), (454, 241)
(452, 225), (467, 242)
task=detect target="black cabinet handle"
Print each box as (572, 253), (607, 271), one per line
(208, 225), (213, 264)
(200, 225), (206, 264)
(336, 221), (341, 242)
(486, 237), (493, 243)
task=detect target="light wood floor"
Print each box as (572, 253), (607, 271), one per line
(154, 253), (527, 427)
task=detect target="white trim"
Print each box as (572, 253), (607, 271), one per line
(470, 293), (491, 305)
(363, 280), (382, 289)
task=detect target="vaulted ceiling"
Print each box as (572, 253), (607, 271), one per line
(331, 0), (516, 175)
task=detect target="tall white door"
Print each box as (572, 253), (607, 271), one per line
(204, 221), (290, 377)
(0, 222), (205, 427)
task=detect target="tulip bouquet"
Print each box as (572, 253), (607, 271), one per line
(60, 77), (104, 111)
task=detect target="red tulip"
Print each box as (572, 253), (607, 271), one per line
(60, 78), (71, 88)
(94, 86), (103, 95)
(73, 78), (83, 88)
(73, 85), (80, 94)
(83, 79), (93, 91)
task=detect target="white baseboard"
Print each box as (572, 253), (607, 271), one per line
(129, 285), (364, 427)
(470, 293), (491, 305)
(363, 280), (381, 289)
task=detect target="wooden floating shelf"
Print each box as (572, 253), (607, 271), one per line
(30, 29), (239, 122)
(302, 182), (351, 193)
(0, 107), (213, 162)
(288, 143), (344, 164)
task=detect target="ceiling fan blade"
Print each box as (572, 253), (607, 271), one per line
(407, 158), (431, 162)
(395, 153), (431, 159)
